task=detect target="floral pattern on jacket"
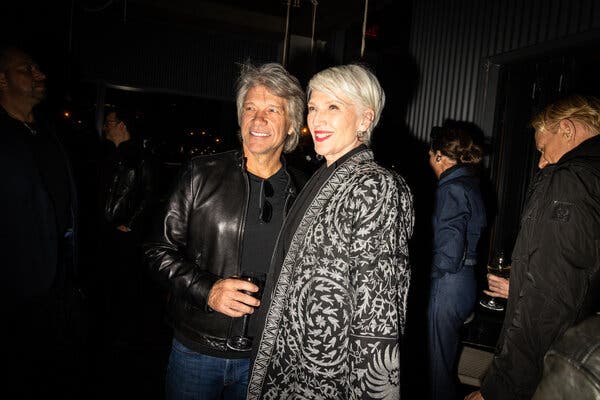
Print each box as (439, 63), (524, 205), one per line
(248, 149), (414, 400)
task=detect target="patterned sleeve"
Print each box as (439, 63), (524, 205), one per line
(347, 170), (414, 400)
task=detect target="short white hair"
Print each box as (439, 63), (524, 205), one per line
(307, 64), (385, 145)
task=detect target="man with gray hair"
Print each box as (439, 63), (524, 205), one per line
(144, 62), (306, 399)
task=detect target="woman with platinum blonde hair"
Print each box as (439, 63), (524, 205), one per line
(248, 64), (414, 399)
(306, 63), (386, 146)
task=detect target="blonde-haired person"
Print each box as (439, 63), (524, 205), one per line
(427, 124), (487, 400)
(466, 94), (600, 400)
(247, 64), (414, 399)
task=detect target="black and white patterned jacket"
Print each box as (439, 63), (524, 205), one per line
(249, 147), (414, 400)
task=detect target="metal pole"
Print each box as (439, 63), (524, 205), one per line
(310, 1), (318, 55)
(282, 0), (292, 67)
(95, 83), (106, 138)
(67, 0), (75, 82)
(360, 0), (369, 58)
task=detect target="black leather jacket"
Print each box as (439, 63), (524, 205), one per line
(533, 315), (600, 400)
(99, 139), (154, 230)
(144, 150), (306, 355)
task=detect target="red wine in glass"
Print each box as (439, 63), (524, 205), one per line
(226, 272), (266, 351)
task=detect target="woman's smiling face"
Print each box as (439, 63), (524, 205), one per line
(307, 89), (369, 166)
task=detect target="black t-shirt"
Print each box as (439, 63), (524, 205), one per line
(238, 166), (289, 345)
(240, 166), (289, 276)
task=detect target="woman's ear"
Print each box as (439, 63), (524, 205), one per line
(359, 109), (375, 132)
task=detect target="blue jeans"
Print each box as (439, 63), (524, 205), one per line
(166, 338), (250, 400)
(427, 266), (476, 400)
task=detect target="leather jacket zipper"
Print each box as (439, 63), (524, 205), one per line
(236, 165), (250, 276)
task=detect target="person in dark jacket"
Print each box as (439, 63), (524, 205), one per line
(94, 107), (155, 343)
(466, 94), (600, 400)
(0, 45), (84, 398)
(144, 63), (306, 400)
(427, 125), (487, 400)
(532, 314), (600, 400)
(99, 108), (153, 235)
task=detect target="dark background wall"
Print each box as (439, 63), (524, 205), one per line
(407, 0), (600, 141)
(404, 0), (600, 256)
(3, 1), (599, 397)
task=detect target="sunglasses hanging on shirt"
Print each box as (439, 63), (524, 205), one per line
(259, 179), (273, 223)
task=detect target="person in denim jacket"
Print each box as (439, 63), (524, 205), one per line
(427, 125), (487, 400)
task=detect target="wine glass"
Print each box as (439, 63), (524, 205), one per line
(479, 251), (511, 311)
(226, 271), (267, 351)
